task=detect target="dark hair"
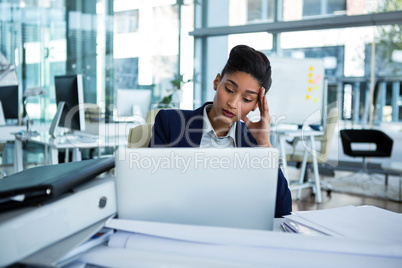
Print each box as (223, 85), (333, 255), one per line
(221, 45), (272, 93)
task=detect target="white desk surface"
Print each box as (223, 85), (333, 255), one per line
(0, 124), (49, 142)
(15, 121), (139, 148)
(271, 128), (324, 137)
(13, 122), (139, 172)
(16, 131), (129, 149)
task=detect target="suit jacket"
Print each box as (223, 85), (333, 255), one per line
(149, 102), (292, 218)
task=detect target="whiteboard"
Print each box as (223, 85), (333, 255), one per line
(266, 57), (326, 126)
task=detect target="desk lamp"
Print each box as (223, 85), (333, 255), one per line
(23, 87), (47, 134)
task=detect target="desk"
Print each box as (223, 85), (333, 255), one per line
(0, 124), (49, 142)
(0, 125), (49, 174)
(14, 122), (138, 172)
(381, 162), (402, 201)
(271, 129), (324, 203)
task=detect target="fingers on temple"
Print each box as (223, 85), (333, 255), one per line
(261, 88), (271, 124)
(260, 87), (267, 114)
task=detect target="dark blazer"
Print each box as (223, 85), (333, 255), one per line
(149, 102), (292, 218)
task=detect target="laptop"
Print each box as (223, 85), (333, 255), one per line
(115, 147), (279, 230)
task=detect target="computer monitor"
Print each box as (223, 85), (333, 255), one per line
(115, 89), (152, 120)
(54, 74), (85, 132)
(0, 85), (19, 120)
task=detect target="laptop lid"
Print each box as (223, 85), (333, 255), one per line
(115, 147), (279, 230)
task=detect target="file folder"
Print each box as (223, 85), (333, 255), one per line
(0, 176), (117, 267)
(0, 157), (115, 211)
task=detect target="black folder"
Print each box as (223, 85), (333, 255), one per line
(0, 157), (115, 212)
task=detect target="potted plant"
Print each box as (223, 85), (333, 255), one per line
(158, 74), (191, 108)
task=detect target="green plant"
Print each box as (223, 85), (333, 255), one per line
(158, 74), (191, 107)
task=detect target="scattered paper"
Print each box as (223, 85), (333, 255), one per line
(285, 205), (402, 243)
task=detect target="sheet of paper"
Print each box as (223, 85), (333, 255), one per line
(291, 205), (402, 243)
(80, 243), (402, 268)
(105, 219), (402, 258)
(80, 245), (264, 268)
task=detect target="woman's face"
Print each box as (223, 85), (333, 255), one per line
(209, 71), (260, 130)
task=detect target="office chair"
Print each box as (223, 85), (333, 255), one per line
(128, 123), (153, 148)
(287, 108), (338, 165)
(340, 129), (393, 178)
(145, 109), (161, 124)
(127, 108), (164, 148)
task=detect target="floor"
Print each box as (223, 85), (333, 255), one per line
(289, 167), (402, 214)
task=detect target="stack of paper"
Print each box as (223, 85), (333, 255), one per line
(78, 211), (402, 267)
(282, 205), (402, 243)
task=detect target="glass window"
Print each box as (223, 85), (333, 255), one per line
(280, 26), (377, 77)
(247, 0), (275, 22)
(229, 0), (275, 26)
(228, 32), (273, 52)
(282, 0), (402, 21)
(366, 24), (402, 78)
(114, 10), (139, 34)
(0, 2), (68, 121)
(1, 0), (194, 122)
(302, 0), (346, 17)
(113, 1), (194, 110)
(281, 46), (344, 78)
(219, 0), (402, 26)
(280, 24), (402, 124)
(327, 0), (346, 15)
(302, 0), (322, 17)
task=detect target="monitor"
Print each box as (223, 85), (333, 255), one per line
(54, 74), (85, 131)
(0, 85), (19, 120)
(115, 89), (152, 120)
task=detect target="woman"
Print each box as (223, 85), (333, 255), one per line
(149, 45), (292, 217)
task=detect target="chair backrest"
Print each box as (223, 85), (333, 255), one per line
(319, 108), (339, 159)
(340, 129), (393, 157)
(128, 123), (153, 148)
(145, 109), (162, 124)
(286, 108), (338, 164)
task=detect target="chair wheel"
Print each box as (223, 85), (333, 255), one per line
(326, 189), (332, 197)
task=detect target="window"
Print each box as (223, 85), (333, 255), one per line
(114, 10), (139, 34)
(302, 0), (346, 17)
(247, 0), (275, 22)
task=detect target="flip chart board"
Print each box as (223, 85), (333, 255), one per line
(266, 57), (326, 126)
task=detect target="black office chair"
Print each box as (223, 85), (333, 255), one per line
(340, 129), (393, 175)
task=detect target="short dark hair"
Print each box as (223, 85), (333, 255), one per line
(221, 45), (272, 94)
